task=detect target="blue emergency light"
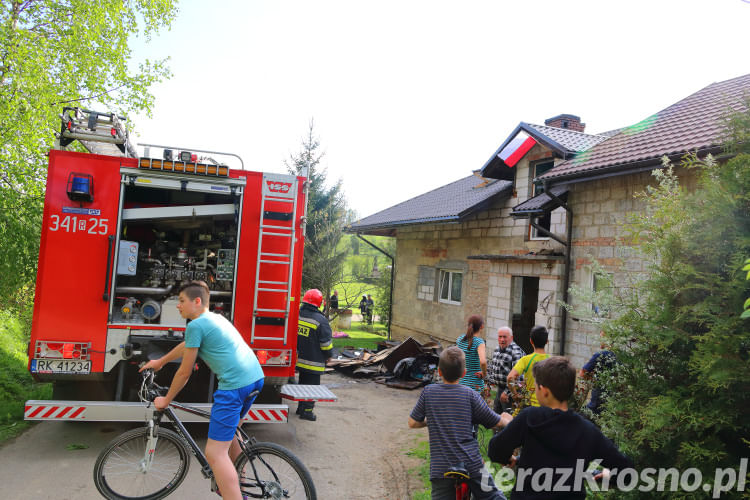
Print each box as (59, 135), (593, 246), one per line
(66, 172), (94, 202)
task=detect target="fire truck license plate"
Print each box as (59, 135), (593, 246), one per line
(31, 359), (91, 374)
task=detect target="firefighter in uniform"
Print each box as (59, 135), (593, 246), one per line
(296, 289), (333, 421)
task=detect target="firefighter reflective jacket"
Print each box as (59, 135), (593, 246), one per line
(296, 302), (333, 373)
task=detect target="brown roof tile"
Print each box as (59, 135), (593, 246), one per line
(539, 73), (750, 181)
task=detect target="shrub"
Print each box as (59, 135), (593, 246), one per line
(589, 149), (750, 499)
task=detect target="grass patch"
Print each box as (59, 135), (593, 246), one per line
(331, 320), (387, 350)
(407, 437), (431, 499)
(332, 337), (383, 350)
(331, 329), (383, 350)
(66, 443), (90, 451)
(0, 309), (52, 444)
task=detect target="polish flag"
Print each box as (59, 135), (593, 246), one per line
(498, 131), (537, 167)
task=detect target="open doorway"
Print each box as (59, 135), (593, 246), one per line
(511, 276), (539, 353)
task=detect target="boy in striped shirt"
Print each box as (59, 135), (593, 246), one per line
(409, 346), (512, 499)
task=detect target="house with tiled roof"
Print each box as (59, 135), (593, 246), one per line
(348, 73), (750, 367)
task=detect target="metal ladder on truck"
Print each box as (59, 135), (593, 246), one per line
(56, 107), (138, 158)
(251, 173), (300, 344)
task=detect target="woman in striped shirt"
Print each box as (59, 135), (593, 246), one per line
(456, 315), (488, 393)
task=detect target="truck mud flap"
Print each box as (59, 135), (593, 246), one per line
(24, 400), (289, 423)
(278, 384), (337, 402)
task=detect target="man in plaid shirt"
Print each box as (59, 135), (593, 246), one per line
(487, 326), (526, 414)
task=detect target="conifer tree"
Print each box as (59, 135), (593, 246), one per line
(286, 121), (348, 306)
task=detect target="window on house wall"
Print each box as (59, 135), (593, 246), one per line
(417, 266), (436, 301)
(592, 272), (613, 317)
(530, 161), (555, 239)
(438, 270), (463, 305)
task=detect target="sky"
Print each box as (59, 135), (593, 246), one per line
(130, 0), (750, 219)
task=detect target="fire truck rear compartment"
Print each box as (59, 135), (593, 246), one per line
(112, 184), (240, 325)
(97, 182), (243, 402)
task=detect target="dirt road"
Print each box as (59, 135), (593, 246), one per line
(0, 373), (427, 499)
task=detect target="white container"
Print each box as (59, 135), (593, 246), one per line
(160, 296), (187, 326)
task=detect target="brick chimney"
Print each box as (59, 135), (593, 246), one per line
(544, 114), (585, 133)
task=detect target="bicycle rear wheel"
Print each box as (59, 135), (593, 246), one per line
(93, 426), (190, 500)
(235, 441), (316, 500)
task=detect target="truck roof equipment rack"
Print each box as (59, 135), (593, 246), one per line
(56, 107), (137, 158)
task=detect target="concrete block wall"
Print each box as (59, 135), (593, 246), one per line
(389, 145), (571, 348)
(390, 211), (498, 344)
(562, 167), (698, 368)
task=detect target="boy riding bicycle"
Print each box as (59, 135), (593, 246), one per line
(409, 346), (512, 500)
(140, 280), (265, 500)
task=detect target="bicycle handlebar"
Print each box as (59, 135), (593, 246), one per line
(139, 369), (169, 403)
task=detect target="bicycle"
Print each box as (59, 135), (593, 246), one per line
(444, 463), (471, 500)
(93, 370), (316, 499)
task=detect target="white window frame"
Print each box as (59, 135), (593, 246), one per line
(438, 269), (463, 305)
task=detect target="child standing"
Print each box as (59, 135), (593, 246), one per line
(506, 325), (550, 408)
(488, 356), (632, 499)
(409, 346), (511, 500)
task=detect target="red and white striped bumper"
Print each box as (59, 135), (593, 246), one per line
(24, 400), (289, 423)
(25, 404), (87, 420)
(242, 408), (288, 422)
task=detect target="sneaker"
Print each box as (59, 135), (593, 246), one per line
(299, 411), (317, 421)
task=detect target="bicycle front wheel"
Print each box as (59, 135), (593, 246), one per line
(235, 441), (316, 500)
(93, 426), (190, 500)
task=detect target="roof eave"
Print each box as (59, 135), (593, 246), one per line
(344, 216), (461, 235)
(539, 145), (728, 186)
(508, 209), (543, 218)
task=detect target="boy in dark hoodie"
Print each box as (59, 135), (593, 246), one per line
(487, 356), (632, 499)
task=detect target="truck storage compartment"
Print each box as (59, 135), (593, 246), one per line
(110, 182), (241, 325)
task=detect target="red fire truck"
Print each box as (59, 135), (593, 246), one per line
(24, 108), (334, 423)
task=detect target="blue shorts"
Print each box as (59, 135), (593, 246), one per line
(208, 378), (264, 441)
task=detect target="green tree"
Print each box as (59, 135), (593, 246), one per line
(0, 0), (177, 308)
(585, 134), (750, 496)
(286, 121), (348, 307)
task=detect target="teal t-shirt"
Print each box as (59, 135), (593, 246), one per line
(184, 312), (264, 390)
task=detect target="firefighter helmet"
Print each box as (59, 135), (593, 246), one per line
(302, 289), (323, 307)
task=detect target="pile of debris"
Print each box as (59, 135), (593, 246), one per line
(327, 337), (442, 390)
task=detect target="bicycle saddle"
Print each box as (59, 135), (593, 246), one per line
(444, 464), (470, 480)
